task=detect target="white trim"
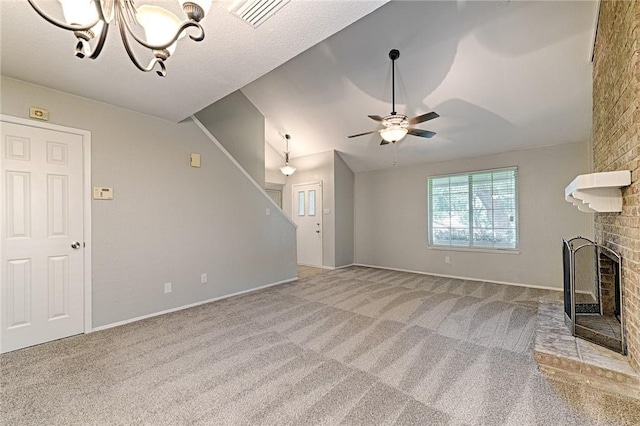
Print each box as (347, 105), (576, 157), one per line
(0, 114), (93, 333)
(292, 181), (324, 268)
(190, 115), (296, 228)
(299, 263), (334, 270)
(353, 263), (562, 292)
(427, 166), (519, 251)
(428, 246), (520, 255)
(334, 263), (355, 270)
(300, 263), (355, 271)
(92, 277), (298, 332)
(590, 0), (601, 63)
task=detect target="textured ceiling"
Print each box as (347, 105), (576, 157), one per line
(243, 1), (598, 173)
(0, 0), (387, 122)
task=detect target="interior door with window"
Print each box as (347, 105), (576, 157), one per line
(1, 121), (85, 353)
(293, 182), (322, 267)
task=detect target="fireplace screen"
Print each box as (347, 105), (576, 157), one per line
(562, 237), (625, 354)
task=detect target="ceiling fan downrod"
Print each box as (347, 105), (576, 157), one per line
(389, 49), (400, 116)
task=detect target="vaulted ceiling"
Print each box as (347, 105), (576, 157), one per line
(1, 1), (597, 174)
(245, 0), (598, 173)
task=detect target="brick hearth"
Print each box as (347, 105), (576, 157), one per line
(534, 299), (639, 399)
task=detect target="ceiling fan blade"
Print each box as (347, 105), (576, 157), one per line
(407, 111), (439, 125)
(348, 130), (378, 138)
(368, 115), (385, 123)
(407, 128), (436, 138)
(380, 139), (390, 145)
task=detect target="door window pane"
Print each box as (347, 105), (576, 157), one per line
(298, 191), (305, 216)
(308, 190), (316, 216)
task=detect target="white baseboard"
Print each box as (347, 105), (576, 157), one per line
(298, 263), (355, 271)
(298, 263), (335, 270)
(334, 263), (355, 270)
(352, 263), (562, 292)
(91, 277), (298, 333)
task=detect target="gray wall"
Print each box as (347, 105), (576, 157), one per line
(283, 151), (336, 267)
(265, 142), (286, 185)
(354, 142), (593, 289)
(194, 90), (265, 187)
(0, 76), (297, 328)
(334, 152), (354, 267)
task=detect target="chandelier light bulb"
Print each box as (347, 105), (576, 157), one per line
(136, 5), (184, 54)
(58, 0), (98, 26)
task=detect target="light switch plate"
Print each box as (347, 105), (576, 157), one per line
(190, 153), (201, 168)
(93, 187), (114, 200)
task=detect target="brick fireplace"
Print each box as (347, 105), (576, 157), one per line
(592, 0), (640, 371)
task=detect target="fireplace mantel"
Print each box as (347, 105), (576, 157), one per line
(564, 170), (631, 212)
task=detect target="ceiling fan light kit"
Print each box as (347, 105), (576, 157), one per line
(380, 127), (408, 143)
(27, 0), (212, 77)
(348, 49), (439, 145)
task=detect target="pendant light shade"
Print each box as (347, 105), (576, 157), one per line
(279, 163), (297, 177)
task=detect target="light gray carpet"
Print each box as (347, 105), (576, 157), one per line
(2, 266), (639, 425)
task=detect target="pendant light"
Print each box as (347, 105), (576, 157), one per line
(279, 134), (296, 176)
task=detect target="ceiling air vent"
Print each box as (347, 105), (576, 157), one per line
(229, 0), (291, 28)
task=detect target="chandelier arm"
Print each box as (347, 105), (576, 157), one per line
(120, 15), (205, 51)
(27, 0), (102, 32)
(88, 22), (110, 60)
(117, 10), (166, 76)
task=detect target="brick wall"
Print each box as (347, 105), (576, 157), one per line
(592, 0), (640, 371)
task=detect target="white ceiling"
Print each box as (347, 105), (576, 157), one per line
(0, 0), (386, 122)
(1, 1), (597, 175)
(244, 0), (598, 173)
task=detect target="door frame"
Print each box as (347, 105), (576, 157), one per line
(292, 181), (323, 267)
(0, 114), (93, 334)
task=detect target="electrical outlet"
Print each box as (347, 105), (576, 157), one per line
(201, 273), (208, 284)
(445, 256), (451, 264)
(164, 282), (172, 293)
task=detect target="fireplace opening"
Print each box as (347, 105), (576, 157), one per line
(562, 237), (625, 354)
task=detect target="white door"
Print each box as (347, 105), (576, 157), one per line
(1, 122), (85, 353)
(293, 182), (322, 267)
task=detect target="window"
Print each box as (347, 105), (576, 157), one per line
(428, 167), (518, 249)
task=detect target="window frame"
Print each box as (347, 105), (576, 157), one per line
(427, 167), (519, 251)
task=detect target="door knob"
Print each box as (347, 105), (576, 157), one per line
(71, 242), (81, 249)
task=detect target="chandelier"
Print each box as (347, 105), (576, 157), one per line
(27, 0), (212, 77)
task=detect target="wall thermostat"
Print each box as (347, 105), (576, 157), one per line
(93, 187), (114, 200)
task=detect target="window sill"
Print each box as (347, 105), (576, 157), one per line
(427, 246), (520, 255)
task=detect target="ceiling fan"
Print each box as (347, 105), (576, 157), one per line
(348, 49), (439, 145)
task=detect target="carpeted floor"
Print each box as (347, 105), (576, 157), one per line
(2, 266), (639, 425)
